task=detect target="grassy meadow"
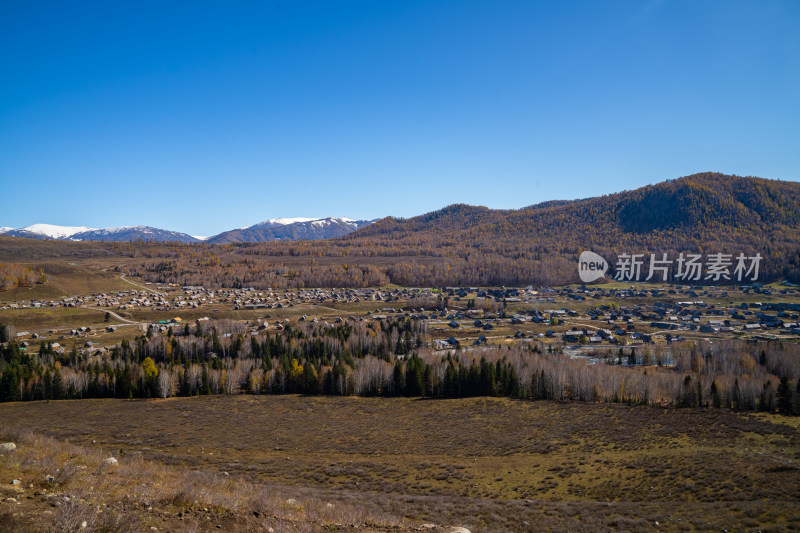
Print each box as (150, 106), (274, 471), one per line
(2, 395), (799, 532)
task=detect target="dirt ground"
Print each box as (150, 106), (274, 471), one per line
(2, 396), (800, 532)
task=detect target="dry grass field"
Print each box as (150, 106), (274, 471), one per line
(2, 396), (800, 532)
(0, 262), (135, 303)
(0, 307), (112, 331)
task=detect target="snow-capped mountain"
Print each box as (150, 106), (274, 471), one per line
(70, 226), (199, 243)
(246, 217), (319, 228)
(208, 217), (375, 244)
(246, 216), (361, 229)
(0, 224), (199, 243)
(3, 223), (97, 239)
(0, 217), (376, 244)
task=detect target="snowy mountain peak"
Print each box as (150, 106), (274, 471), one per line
(268, 217), (318, 226)
(69, 226), (199, 243)
(0, 224), (199, 243)
(1, 217), (376, 244)
(80, 225), (155, 235)
(22, 223), (96, 239)
(209, 217), (375, 244)
(247, 217), (357, 229)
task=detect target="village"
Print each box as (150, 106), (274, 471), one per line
(3, 276), (799, 362)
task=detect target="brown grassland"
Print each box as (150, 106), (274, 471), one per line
(2, 396), (800, 532)
(0, 261), (138, 303)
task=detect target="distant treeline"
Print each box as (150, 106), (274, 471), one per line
(2, 318), (799, 414)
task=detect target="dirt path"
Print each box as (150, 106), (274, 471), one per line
(81, 306), (146, 326)
(119, 273), (164, 295)
(562, 319), (600, 331)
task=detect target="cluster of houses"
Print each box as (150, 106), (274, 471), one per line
(426, 284), (800, 350)
(5, 279), (800, 358)
(647, 301), (800, 335)
(443, 285), (555, 304)
(229, 286), (432, 310)
(558, 283), (797, 301)
(2, 285), (437, 314)
(2, 290), (173, 312)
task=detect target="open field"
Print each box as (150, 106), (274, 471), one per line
(0, 307), (112, 331)
(0, 262), (135, 303)
(2, 396), (800, 532)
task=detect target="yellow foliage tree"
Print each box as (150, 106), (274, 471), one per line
(289, 358), (303, 379)
(142, 357), (158, 380)
(220, 369), (228, 392)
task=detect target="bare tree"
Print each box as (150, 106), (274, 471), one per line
(158, 367), (174, 399)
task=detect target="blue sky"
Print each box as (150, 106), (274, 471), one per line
(1, 0), (798, 236)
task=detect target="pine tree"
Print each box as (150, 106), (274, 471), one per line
(302, 363), (318, 395)
(711, 380), (721, 408)
(201, 364), (211, 395)
(777, 376), (794, 415)
(52, 369), (64, 400)
(0, 366), (21, 402)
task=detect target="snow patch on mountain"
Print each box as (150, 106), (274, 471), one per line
(247, 217), (359, 229)
(1, 218), (376, 244)
(244, 217), (314, 229)
(22, 223), (96, 239)
(82, 226), (154, 235)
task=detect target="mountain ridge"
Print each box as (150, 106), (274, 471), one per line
(2, 173), (799, 286)
(349, 172), (800, 241)
(0, 217), (377, 244)
(204, 217), (376, 244)
(2, 173), (799, 251)
(0, 225), (199, 243)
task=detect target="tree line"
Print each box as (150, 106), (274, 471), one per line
(2, 318), (799, 414)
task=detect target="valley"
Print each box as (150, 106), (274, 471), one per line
(2, 174), (800, 532)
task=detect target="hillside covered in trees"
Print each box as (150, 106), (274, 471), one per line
(360, 173), (800, 245)
(342, 172), (800, 284)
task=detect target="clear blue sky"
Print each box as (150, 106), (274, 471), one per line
(1, 0), (798, 236)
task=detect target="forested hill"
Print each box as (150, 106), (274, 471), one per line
(353, 173), (800, 242)
(331, 172), (800, 285)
